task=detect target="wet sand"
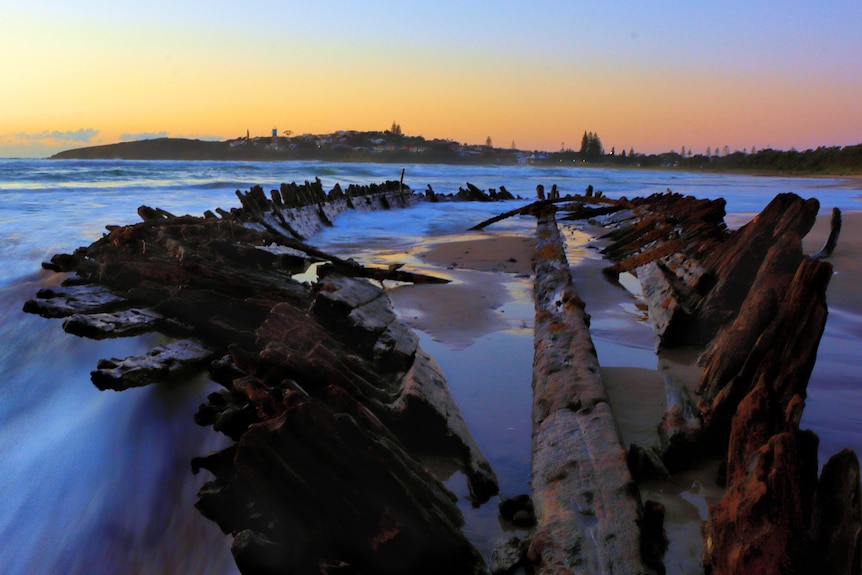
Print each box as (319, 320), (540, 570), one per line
(802, 211), (862, 320)
(394, 211), (862, 394)
(383, 210), (861, 574)
(386, 234), (535, 348)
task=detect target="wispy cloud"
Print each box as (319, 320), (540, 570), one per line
(15, 129), (100, 143)
(119, 131), (169, 141)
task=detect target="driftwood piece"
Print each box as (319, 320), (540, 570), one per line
(137, 205), (176, 221)
(601, 221), (673, 261)
(636, 261), (680, 342)
(633, 259), (700, 347)
(528, 208), (648, 574)
(703, 428), (819, 575)
(312, 273), (407, 364)
(698, 232), (806, 403)
(193, 293), (495, 572)
(660, 252), (714, 294)
(605, 237), (687, 278)
(627, 443), (672, 483)
(558, 204), (624, 221)
(92, 339), (217, 391)
(811, 206), (842, 259)
(373, 319), (420, 370)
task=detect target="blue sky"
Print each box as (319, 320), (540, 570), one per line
(2, 1), (861, 157)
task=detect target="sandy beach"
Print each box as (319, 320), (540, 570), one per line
(391, 210), (861, 353)
(803, 211), (862, 321)
(386, 233), (536, 348)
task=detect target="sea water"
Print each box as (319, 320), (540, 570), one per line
(1, 158), (860, 574)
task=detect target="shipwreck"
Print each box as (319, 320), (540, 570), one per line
(24, 175), (858, 575)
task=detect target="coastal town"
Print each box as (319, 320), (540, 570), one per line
(52, 126), (862, 174)
(229, 126), (548, 164)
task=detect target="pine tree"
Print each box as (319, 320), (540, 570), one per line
(579, 131), (603, 160)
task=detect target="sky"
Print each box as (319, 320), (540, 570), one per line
(2, 1), (861, 158)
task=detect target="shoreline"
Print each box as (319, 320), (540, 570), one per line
(33, 153), (862, 180)
(802, 212), (862, 317)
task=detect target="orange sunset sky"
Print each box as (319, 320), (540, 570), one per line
(2, 1), (861, 158)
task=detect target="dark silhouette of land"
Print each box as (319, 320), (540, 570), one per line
(51, 131), (862, 174)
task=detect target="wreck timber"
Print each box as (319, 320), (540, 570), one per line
(233, 179), (421, 240)
(528, 205), (650, 575)
(23, 180), (500, 575)
(24, 173), (862, 575)
(475, 188), (858, 574)
(565, 192), (857, 575)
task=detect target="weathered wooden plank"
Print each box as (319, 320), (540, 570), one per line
(528, 208), (649, 575)
(697, 193), (820, 340)
(92, 338), (217, 391)
(392, 348), (499, 503)
(62, 308), (167, 339)
(22, 284), (130, 318)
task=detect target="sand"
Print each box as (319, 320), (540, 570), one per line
(385, 233), (535, 348)
(418, 234), (536, 275)
(802, 211), (862, 319)
(387, 210), (862, 421)
(387, 210), (862, 432)
(383, 209), (861, 573)
(392, 210), (862, 343)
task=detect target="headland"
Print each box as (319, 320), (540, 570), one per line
(50, 132), (862, 175)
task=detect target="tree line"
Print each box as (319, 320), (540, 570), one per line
(543, 131), (862, 174)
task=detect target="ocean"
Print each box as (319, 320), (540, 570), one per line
(1, 158), (860, 574)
